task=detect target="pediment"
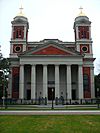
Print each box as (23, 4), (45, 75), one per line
(32, 45), (72, 55)
(19, 43), (82, 57)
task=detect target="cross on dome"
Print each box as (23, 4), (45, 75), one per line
(78, 6), (86, 16)
(19, 5), (23, 14)
(79, 6), (83, 14)
(16, 4), (26, 17)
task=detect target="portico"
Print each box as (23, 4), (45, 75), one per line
(19, 62), (83, 101)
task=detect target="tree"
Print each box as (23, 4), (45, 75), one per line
(94, 74), (100, 97)
(0, 57), (10, 99)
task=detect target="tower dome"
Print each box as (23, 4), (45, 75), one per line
(73, 7), (91, 42)
(74, 7), (91, 25)
(10, 5), (29, 44)
(13, 5), (28, 23)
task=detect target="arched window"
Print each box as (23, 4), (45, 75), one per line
(18, 29), (22, 37)
(78, 26), (89, 39)
(15, 28), (23, 39)
(81, 30), (87, 38)
(16, 30), (19, 38)
(83, 74), (89, 90)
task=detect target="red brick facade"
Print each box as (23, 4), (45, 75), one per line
(83, 67), (91, 98)
(12, 67), (19, 98)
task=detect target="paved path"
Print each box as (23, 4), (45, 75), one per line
(0, 110), (100, 115)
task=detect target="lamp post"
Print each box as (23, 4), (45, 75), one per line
(51, 88), (54, 109)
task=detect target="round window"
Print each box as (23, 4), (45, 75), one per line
(14, 46), (21, 52)
(82, 46), (88, 52)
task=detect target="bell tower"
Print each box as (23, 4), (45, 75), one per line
(73, 7), (92, 57)
(74, 7), (95, 98)
(10, 5), (29, 57)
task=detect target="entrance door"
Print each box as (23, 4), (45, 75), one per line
(48, 87), (55, 100)
(72, 90), (76, 100)
(27, 90), (31, 100)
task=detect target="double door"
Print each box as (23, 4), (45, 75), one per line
(48, 87), (55, 100)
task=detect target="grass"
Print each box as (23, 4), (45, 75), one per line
(0, 115), (100, 133)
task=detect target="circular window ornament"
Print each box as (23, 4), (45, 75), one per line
(14, 46), (22, 52)
(81, 46), (88, 52)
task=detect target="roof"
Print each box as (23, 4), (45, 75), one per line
(18, 39), (84, 57)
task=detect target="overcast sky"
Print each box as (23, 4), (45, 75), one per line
(0, 0), (100, 74)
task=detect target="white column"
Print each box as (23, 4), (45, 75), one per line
(90, 67), (95, 98)
(43, 65), (47, 98)
(24, 27), (26, 39)
(66, 65), (72, 99)
(78, 65), (83, 99)
(76, 26), (79, 40)
(31, 65), (36, 99)
(19, 65), (24, 99)
(55, 65), (60, 98)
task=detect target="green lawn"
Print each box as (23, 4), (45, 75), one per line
(0, 115), (100, 133)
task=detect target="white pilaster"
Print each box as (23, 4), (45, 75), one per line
(24, 27), (27, 39)
(66, 65), (72, 99)
(55, 65), (60, 98)
(90, 67), (95, 98)
(23, 45), (27, 52)
(78, 65), (83, 99)
(19, 65), (24, 99)
(31, 65), (36, 99)
(43, 65), (47, 98)
(76, 26), (79, 40)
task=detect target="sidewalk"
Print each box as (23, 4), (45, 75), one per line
(0, 110), (100, 115)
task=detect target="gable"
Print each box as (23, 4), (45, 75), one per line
(19, 42), (83, 57)
(32, 46), (71, 55)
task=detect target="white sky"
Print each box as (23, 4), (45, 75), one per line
(0, 0), (100, 74)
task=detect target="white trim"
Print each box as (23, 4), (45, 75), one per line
(43, 65), (47, 98)
(31, 65), (36, 99)
(19, 65), (24, 99)
(55, 65), (60, 98)
(78, 65), (83, 99)
(67, 65), (72, 99)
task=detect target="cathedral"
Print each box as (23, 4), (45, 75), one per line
(8, 7), (95, 104)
